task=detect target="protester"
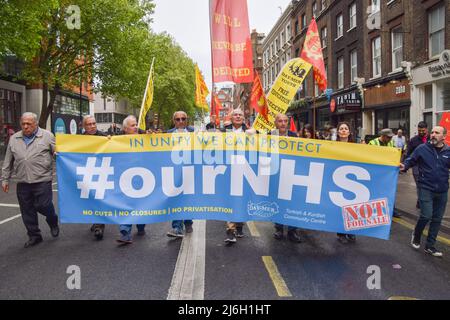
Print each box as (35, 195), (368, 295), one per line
(393, 129), (407, 161)
(206, 115), (218, 131)
(116, 115), (146, 244)
(166, 111), (195, 238)
(82, 115), (108, 240)
(222, 108), (249, 244)
(369, 128), (402, 218)
(1, 112), (59, 248)
(406, 121), (429, 209)
(401, 126), (449, 257)
(108, 123), (120, 135)
(335, 122), (358, 244)
(271, 114), (303, 243)
(300, 124), (315, 139)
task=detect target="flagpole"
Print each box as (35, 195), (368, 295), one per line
(313, 95), (316, 137)
(138, 57), (155, 131)
(209, 0), (216, 128)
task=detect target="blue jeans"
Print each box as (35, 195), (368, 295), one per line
(414, 188), (448, 248)
(172, 220), (193, 231)
(119, 224), (145, 236)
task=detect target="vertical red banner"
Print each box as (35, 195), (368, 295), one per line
(210, 0), (254, 83)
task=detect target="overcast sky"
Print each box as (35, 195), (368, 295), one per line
(151, 0), (291, 90)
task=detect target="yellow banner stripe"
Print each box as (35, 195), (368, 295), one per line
(56, 133), (401, 167)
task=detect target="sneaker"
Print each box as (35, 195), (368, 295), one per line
(424, 247), (443, 257)
(94, 228), (104, 240)
(224, 230), (237, 244)
(287, 230), (303, 243)
(185, 224), (193, 234)
(50, 225), (59, 238)
(116, 233), (132, 244)
(167, 228), (184, 238)
(337, 234), (348, 244)
(235, 226), (244, 238)
(346, 234), (356, 242)
(24, 236), (43, 248)
(410, 233), (420, 249)
(273, 230), (283, 240)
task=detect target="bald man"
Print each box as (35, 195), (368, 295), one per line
(401, 126), (450, 257)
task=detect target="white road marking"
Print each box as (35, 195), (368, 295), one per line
(0, 214), (21, 225)
(167, 220), (206, 300)
(0, 203), (20, 208)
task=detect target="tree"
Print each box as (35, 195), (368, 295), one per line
(0, 0), (155, 128)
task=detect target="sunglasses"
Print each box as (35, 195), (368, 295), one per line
(175, 118), (187, 122)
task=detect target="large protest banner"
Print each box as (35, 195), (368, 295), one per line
(210, 0), (254, 83)
(56, 133), (401, 240)
(253, 58), (312, 132)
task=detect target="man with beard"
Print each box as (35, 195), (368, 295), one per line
(401, 126), (449, 257)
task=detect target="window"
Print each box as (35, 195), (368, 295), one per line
(372, 37), (381, 77)
(336, 14), (343, 38)
(302, 14), (307, 29)
(321, 0), (327, 11)
(313, 2), (318, 18)
(350, 50), (358, 82)
(321, 27), (327, 48)
(428, 5), (445, 58)
(295, 20), (299, 35)
(275, 37), (279, 52)
(281, 31), (285, 44)
(371, 0), (380, 13)
(338, 57), (344, 89)
(349, 3), (357, 30)
(392, 27), (403, 71)
(286, 24), (291, 39)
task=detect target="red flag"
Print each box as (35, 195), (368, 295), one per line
(250, 73), (269, 121)
(210, 0), (254, 83)
(300, 18), (327, 91)
(289, 117), (297, 133)
(439, 112), (450, 145)
(211, 93), (223, 124)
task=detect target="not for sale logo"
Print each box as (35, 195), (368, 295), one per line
(342, 198), (390, 231)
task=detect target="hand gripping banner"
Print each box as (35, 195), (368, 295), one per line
(56, 133), (401, 240)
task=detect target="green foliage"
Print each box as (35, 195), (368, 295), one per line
(0, 0), (198, 129)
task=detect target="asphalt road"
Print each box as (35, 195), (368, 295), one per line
(0, 179), (449, 300)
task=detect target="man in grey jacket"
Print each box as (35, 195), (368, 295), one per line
(1, 112), (59, 248)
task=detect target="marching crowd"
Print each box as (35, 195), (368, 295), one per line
(1, 111), (449, 258)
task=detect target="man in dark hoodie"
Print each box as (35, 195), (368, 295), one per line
(401, 126), (449, 257)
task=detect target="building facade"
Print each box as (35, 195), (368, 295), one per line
(92, 92), (130, 133)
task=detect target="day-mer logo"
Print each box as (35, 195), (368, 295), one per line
(247, 201), (279, 218)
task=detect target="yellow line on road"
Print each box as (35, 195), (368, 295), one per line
(246, 221), (261, 237)
(388, 296), (419, 300)
(393, 218), (450, 247)
(262, 256), (292, 297)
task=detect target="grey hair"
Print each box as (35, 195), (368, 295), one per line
(172, 111), (187, 120)
(21, 112), (38, 123)
(82, 115), (96, 126)
(231, 108), (244, 116)
(123, 115), (137, 129)
(275, 113), (288, 121)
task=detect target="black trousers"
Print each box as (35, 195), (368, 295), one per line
(16, 181), (58, 238)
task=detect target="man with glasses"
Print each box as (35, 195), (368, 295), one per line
(406, 122), (429, 209)
(166, 111), (195, 238)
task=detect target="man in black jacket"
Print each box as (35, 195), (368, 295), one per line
(82, 115), (107, 240)
(406, 121), (429, 208)
(401, 126), (449, 257)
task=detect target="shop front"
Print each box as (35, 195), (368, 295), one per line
(329, 88), (363, 140)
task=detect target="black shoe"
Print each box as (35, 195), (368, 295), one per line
(50, 225), (59, 238)
(90, 224), (96, 232)
(416, 201), (420, 209)
(94, 228), (104, 240)
(24, 236), (43, 248)
(393, 210), (402, 218)
(346, 234), (356, 242)
(235, 226), (244, 238)
(224, 230), (236, 244)
(185, 224), (193, 234)
(136, 230), (146, 236)
(337, 234), (348, 244)
(287, 230), (303, 243)
(273, 230), (283, 240)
